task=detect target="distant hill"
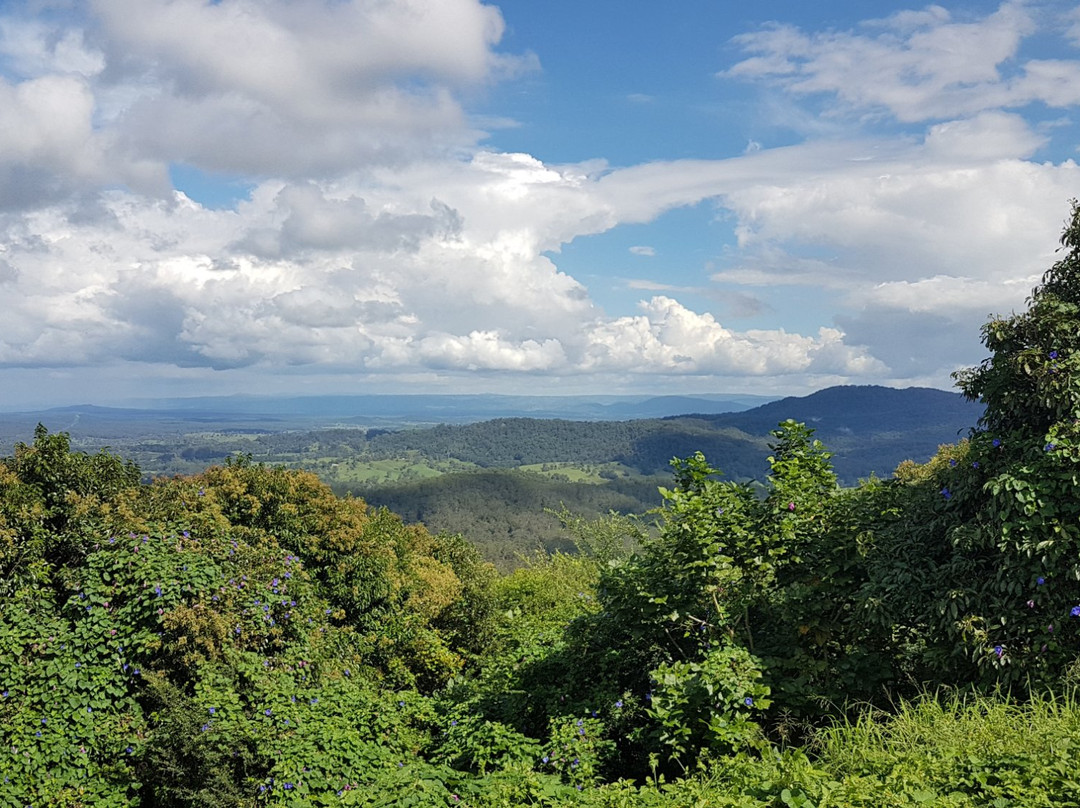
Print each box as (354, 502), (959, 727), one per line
(0, 392), (773, 448)
(358, 385), (983, 484)
(697, 385), (979, 437)
(683, 385), (984, 482)
(120, 392), (774, 422)
(0, 384), (984, 568)
(348, 385), (983, 563)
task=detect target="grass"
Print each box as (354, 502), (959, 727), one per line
(777, 690), (1080, 806)
(516, 462), (635, 483)
(301, 455), (480, 486)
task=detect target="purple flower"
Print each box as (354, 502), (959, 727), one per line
(744, 696), (754, 706)
(949, 459), (957, 467)
(994, 645), (1004, 658)
(1071, 606), (1080, 618)
(615, 699), (623, 709)
(992, 438), (1001, 448)
(1045, 443), (1056, 452)
(941, 487), (952, 500)
(1037, 577), (1046, 585)
(1050, 350), (1059, 359)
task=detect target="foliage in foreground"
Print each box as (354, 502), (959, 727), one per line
(2, 203), (1080, 805)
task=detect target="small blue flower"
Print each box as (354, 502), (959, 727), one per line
(1050, 350), (1059, 359)
(1037, 577), (1046, 585)
(992, 438), (1001, 448)
(1071, 606), (1080, 618)
(948, 458), (957, 467)
(1045, 442), (1056, 452)
(941, 487), (952, 500)
(994, 645), (1004, 658)
(744, 696), (754, 706)
(615, 699), (623, 709)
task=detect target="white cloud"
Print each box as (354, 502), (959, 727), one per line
(0, 18), (104, 78)
(725, 2), (1065, 123)
(3, 0), (1080, 401)
(580, 296), (883, 377)
(86, 0), (529, 177)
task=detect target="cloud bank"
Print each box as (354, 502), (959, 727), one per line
(1, 0), (1079, 405)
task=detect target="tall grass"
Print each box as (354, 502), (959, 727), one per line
(608, 690), (1080, 807)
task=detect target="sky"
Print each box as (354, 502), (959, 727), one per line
(2, 0), (1080, 409)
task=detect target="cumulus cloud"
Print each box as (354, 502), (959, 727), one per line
(89, 0), (531, 177)
(580, 296), (883, 377)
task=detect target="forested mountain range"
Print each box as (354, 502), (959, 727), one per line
(355, 385), (982, 481)
(350, 385), (982, 563)
(0, 384), (983, 568)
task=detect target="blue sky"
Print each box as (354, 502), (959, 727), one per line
(1, 0), (1079, 408)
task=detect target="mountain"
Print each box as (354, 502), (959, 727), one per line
(678, 385), (984, 482)
(695, 385), (980, 437)
(354, 385), (982, 482)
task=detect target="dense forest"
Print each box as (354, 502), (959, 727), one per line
(4, 203), (1080, 806)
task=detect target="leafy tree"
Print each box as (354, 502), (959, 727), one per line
(861, 200), (1080, 689)
(0, 424), (140, 587)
